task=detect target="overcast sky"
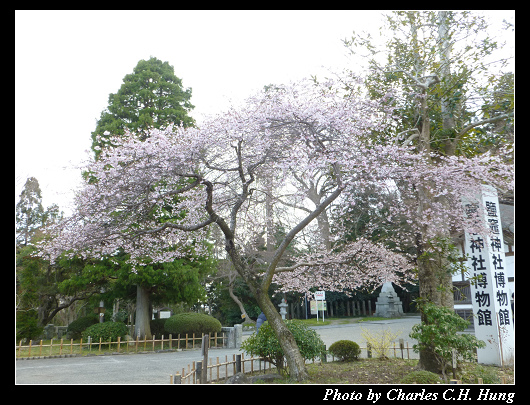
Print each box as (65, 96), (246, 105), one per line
(15, 10), (514, 214)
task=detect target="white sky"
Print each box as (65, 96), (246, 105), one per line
(15, 10), (514, 214)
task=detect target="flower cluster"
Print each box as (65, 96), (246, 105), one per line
(39, 74), (513, 295)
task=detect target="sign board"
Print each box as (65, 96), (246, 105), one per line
(463, 186), (514, 366)
(310, 300), (327, 313)
(312, 291), (326, 322)
(315, 291), (326, 301)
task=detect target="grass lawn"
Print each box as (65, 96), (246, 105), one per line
(295, 316), (392, 327)
(15, 335), (219, 358)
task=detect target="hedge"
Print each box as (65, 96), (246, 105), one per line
(67, 315), (99, 339)
(328, 340), (361, 361)
(81, 322), (129, 342)
(164, 313), (222, 336)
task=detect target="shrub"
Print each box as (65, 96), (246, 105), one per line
(409, 300), (486, 381)
(361, 327), (401, 359)
(400, 370), (442, 384)
(164, 312), (222, 336)
(67, 315), (99, 339)
(328, 340), (361, 362)
(16, 309), (43, 343)
(150, 318), (168, 337)
(461, 364), (501, 384)
(241, 320), (326, 373)
(82, 322), (129, 342)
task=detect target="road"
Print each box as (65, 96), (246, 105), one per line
(311, 316), (420, 354)
(15, 316), (421, 384)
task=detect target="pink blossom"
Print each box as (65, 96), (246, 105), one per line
(39, 75), (513, 295)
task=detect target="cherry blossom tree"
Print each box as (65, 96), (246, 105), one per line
(40, 75), (512, 381)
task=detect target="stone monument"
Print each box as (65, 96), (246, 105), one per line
(374, 282), (403, 318)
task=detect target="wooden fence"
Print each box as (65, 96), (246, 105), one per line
(170, 342), (512, 385)
(170, 341), (415, 384)
(171, 353), (273, 384)
(15, 332), (227, 359)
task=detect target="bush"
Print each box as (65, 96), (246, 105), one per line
(400, 370), (442, 384)
(361, 327), (401, 359)
(82, 322), (129, 342)
(409, 300), (486, 381)
(328, 340), (361, 362)
(164, 312), (222, 336)
(16, 309), (43, 343)
(150, 318), (168, 337)
(67, 315), (99, 339)
(241, 320), (326, 373)
(461, 364), (501, 384)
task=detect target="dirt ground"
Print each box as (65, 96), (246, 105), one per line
(303, 358), (514, 384)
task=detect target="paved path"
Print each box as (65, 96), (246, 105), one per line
(15, 346), (249, 384)
(16, 316), (421, 384)
(309, 316), (420, 356)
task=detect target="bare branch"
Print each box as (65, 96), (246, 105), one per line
(261, 183), (344, 290)
(457, 113), (514, 138)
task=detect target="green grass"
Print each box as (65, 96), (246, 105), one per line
(15, 335), (223, 358)
(296, 316), (399, 327)
(356, 316), (393, 322)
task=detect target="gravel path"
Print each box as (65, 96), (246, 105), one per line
(16, 316), (421, 384)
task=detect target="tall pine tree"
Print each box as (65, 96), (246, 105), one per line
(91, 56), (195, 156)
(16, 177), (45, 246)
(88, 57), (212, 339)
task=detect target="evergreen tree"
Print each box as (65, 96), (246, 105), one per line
(16, 177), (45, 246)
(91, 56), (195, 156)
(87, 57), (209, 338)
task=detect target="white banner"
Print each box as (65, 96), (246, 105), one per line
(463, 186), (514, 366)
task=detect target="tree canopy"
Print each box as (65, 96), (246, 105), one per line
(40, 74), (512, 380)
(91, 56), (195, 157)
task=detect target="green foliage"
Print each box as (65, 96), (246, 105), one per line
(241, 320), (326, 372)
(328, 340), (361, 362)
(343, 11), (514, 158)
(409, 300), (486, 380)
(400, 370), (442, 384)
(91, 56), (195, 156)
(150, 319), (168, 337)
(418, 236), (468, 278)
(461, 364), (500, 384)
(67, 315), (99, 339)
(164, 312), (222, 336)
(82, 322), (129, 342)
(16, 309), (43, 343)
(15, 177), (45, 246)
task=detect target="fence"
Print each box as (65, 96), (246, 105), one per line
(287, 299), (377, 319)
(171, 352), (273, 384)
(170, 341), (415, 384)
(15, 332), (227, 359)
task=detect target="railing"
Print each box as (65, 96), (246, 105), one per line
(171, 353), (273, 384)
(170, 341), (416, 384)
(16, 332), (227, 359)
(454, 281), (472, 304)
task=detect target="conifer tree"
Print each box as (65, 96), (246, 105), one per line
(91, 56), (195, 157)
(16, 177), (45, 246)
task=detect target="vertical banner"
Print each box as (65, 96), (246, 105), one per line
(463, 186), (514, 366)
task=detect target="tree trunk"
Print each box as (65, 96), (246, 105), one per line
(415, 182), (455, 372)
(416, 256), (454, 372)
(254, 289), (309, 382)
(135, 285), (152, 339)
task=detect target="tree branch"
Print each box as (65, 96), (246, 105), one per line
(457, 113), (514, 138)
(261, 183), (344, 290)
